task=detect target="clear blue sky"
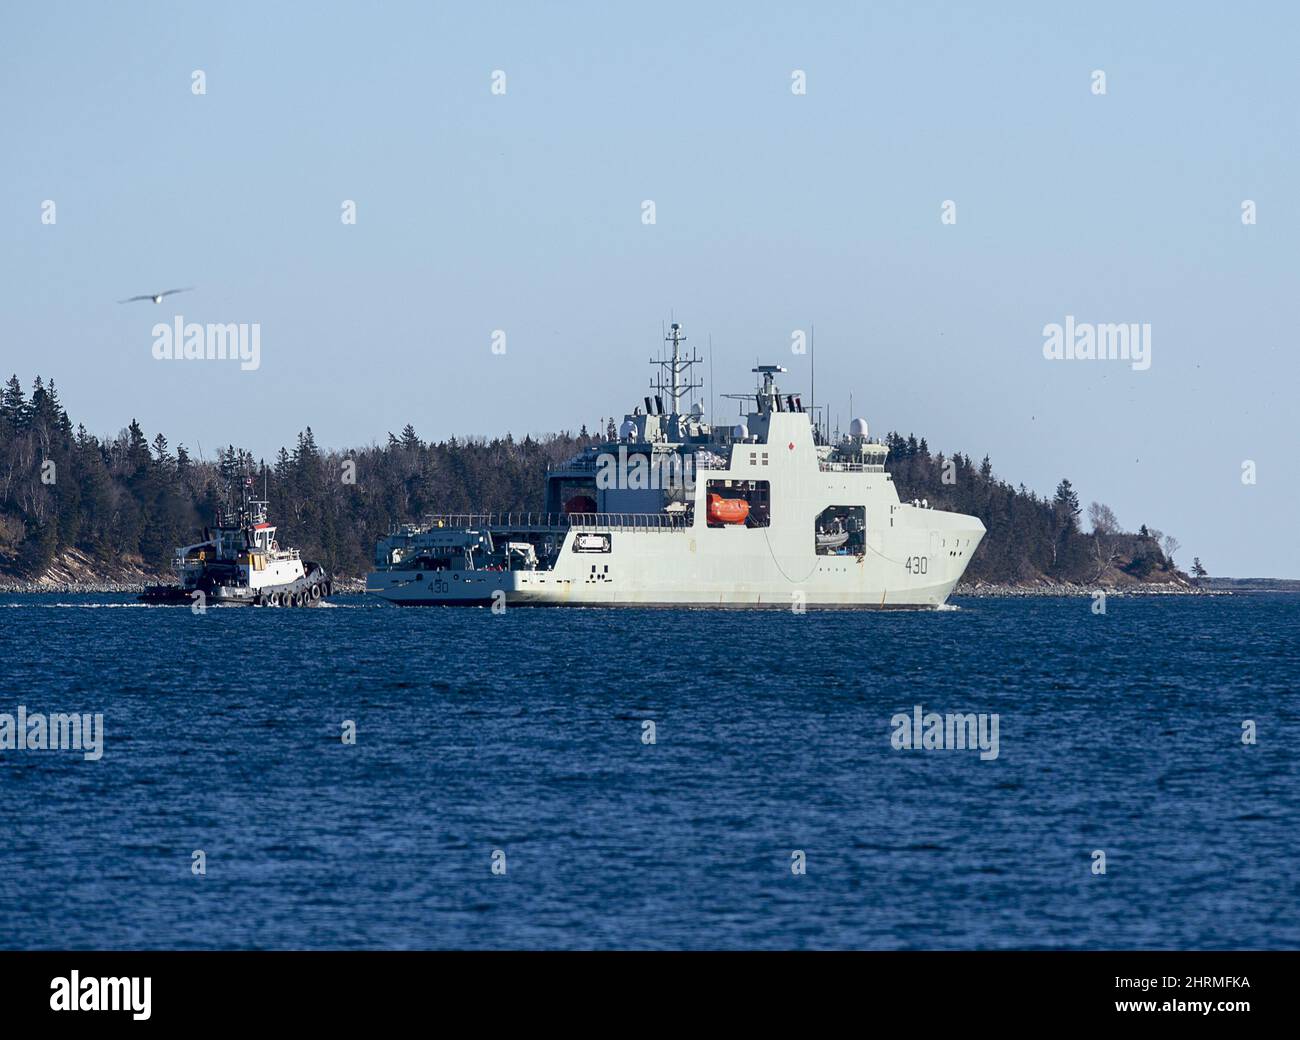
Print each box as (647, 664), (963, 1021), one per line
(3, 1), (1297, 576)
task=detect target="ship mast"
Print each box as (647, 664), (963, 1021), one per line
(650, 321), (702, 416)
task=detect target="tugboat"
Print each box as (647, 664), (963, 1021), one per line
(140, 484), (333, 607)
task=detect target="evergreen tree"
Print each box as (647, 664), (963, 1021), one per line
(125, 420), (151, 475)
(1053, 479), (1081, 524)
(1, 375), (27, 430)
(151, 433), (173, 468)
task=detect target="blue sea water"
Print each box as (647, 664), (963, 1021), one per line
(0, 592), (1297, 950)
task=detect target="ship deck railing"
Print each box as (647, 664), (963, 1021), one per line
(818, 462), (887, 473)
(549, 452), (732, 474)
(171, 547), (300, 572)
(406, 512), (692, 534)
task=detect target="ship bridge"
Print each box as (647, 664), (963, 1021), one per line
(728, 364), (817, 445)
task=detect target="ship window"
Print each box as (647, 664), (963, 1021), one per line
(814, 505), (865, 556)
(705, 479), (770, 528)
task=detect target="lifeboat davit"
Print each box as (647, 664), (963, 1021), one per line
(564, 494), (598, 516)
(707, 493), (749, 525)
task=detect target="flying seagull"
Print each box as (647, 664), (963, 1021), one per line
(118, 287), (194, 304)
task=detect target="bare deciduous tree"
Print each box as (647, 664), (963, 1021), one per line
(1088, 501), (1124, 580)
(1088, 501), (1120, 536)
(1161, 535), (1181, 567)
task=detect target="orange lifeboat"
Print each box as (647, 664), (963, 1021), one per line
(708, 493), (749, 525)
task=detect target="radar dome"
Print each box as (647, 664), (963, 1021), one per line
(733, 423), (749, 441)
(849, 417), (869, 438)
(619, 419), (636, 440)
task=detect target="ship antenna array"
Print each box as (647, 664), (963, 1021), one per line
(649, 321), (703, 415)
(810, 320), (816, 441)
(709, 334), (715, 427)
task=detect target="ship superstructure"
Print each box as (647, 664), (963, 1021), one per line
(367, 324), (984, 608)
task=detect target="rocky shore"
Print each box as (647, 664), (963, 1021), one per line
(0, 546), (1236, 600)
(0, 576), (369, 595)
(0, 546), (377, 595)
(1, 576), (1213, 597)
(0, 578), (147, 594)
(953, 580), (1222, 597)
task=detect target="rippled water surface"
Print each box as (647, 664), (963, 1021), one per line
(1, 593), (1297, 949)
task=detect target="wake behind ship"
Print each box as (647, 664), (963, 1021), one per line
(367, 325), (984, 608)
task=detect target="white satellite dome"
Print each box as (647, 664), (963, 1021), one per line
(848, 417), (869, 438)
(619, 419), (636, 440)
(733, 422), (749, 441)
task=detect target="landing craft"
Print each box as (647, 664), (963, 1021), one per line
(366, 323), (985, 607)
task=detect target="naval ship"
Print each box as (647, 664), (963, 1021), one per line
(140, 484), (333, 607)
(367, 324), (984, 608)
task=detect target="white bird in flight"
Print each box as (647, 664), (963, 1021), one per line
(118, 287), (194, 304)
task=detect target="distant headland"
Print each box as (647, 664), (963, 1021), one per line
(0, 373), (1216, 592)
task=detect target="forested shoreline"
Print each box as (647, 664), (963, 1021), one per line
(879, 432), (1192, 586)
(1, 375), (1191, 584)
